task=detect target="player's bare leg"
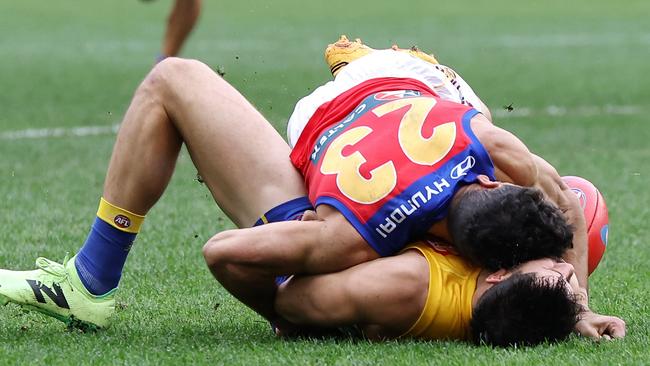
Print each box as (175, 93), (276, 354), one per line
(0, 58), (307, 329)
(103, 58), (317, 322)
(105, 57), (306, 225)
(122, 58), (375, 326)
(159, 0), (202, 59)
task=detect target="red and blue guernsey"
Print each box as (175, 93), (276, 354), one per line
(290, 78), (496, 256)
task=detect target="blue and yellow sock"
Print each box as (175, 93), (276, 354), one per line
(74, 198), (145, 296)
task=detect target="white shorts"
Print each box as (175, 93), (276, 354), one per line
(286, 49), (485, 147)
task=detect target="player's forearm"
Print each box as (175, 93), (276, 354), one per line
(532, 155), (590, 294)
(562, 189), (590, 304)
(203, 223), (316, 278)
(203, 219), (363, 280)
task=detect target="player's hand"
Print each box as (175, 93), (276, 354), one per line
(575, 310), (626, 340)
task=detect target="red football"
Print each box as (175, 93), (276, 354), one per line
(561, 176), (609, 275)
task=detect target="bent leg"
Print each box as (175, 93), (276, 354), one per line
(104, 57), (306, 226)
(0, 57), (307, 329)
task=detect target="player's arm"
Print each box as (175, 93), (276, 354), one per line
(203, 214), (377, 322)
(474, 117), (589, 294)
(471, 116), (538, 185)
(275, 250), (427, 339)
(530, 154), (589, 294)
(207, 213), (375, 274)
(487, 137), (621, 338)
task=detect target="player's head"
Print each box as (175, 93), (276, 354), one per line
(470, 258), (583, 347)
(447, 178), (573, 270)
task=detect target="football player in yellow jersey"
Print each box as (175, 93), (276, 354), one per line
(273, 237), (625, 345)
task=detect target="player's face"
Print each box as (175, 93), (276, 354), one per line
(512, 258), (580, 295)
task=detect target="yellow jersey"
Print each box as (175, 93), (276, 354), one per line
(400, 242), (480, 340)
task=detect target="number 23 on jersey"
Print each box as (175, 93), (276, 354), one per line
(320, 97), (457, 204)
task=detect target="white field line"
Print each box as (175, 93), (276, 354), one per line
(1, 33), (649, 57)
(0, 104), (645, 141)
(496, 33), (650, 47)
(0, 124), (120, 140)
(492, 104), (644, 119)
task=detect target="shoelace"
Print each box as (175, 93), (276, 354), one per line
(35, 254), (70, 280)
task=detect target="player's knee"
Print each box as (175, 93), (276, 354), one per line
(154, 57), (202, 74)
(145, 57), (208, 95)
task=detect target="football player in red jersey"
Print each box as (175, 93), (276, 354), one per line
(0, 40), (623, 341)
(203, 42), (589, 324)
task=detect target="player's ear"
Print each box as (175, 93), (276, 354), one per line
(476, 175), (500, 188)
(485, 269), (508, 284)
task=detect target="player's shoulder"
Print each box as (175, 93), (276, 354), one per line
(384, 249), (430, 294)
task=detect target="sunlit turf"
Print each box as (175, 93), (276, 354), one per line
(1, 0), (649, 364)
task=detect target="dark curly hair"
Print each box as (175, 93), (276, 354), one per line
(448, 184), (573, 270)
(470, 273), (582, 347)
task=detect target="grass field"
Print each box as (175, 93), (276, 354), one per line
(1, 0), (649, 364)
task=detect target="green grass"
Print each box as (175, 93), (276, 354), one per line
(1, 0), (649, 364)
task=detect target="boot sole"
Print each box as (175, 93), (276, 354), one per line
(0, 293), (100, 332)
